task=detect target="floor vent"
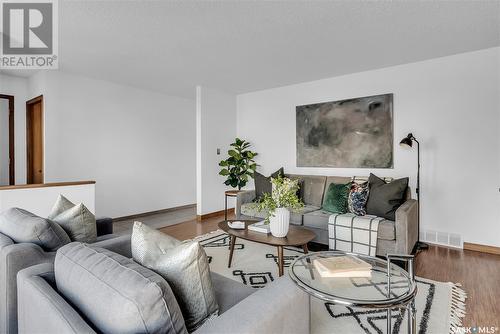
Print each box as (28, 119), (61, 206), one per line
(423, 229), (462, 249)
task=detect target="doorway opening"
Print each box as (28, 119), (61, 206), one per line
(26, 95), (44, 184)
(0, 94), (14, 186)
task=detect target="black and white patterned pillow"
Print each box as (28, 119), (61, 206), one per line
(348, 182), (369, 216)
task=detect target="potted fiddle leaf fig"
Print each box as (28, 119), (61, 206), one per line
(219, 138), (258, 190)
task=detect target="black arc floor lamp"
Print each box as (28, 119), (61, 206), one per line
(400, 133), (429, 251)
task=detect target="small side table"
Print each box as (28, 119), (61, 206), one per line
(289, 251), (417, 334)
(224, 190), (241, 220)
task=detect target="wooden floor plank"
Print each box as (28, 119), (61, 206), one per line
(415, 244), (500, 327)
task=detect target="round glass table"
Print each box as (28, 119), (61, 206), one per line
(289, 251), (418, 334)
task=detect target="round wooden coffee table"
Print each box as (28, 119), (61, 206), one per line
(218, 220), (316, 277)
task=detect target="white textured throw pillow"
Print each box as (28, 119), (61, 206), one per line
(48, 194), (76, 220)
(131, 221), (219, 332)
(52, 203), (97, 243)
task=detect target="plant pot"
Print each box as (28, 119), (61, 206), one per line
(269, 207), (290, 237)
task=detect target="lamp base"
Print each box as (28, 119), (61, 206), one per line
(416, 241), (429, 250)
(412, 241), (429, 254)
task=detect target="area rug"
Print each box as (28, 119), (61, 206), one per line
(196, 230), (466, 334)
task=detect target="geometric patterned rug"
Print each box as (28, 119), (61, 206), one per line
(197, 230), (467, 334)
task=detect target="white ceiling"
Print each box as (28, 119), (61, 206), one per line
(3, 1), (500, 98)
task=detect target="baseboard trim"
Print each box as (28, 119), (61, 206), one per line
(463, 242), (500, 255)
(197, 208), (234, 222)
(114, 204), (196, 222)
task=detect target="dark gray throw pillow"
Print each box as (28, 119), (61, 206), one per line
(366, 173), (409, 221)
(254, 167), (284, 201)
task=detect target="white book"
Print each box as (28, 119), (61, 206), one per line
(313, 256), (372, 278)
(315, 267), (372, 278)
(227, 221), (245, 229)
(248, 221), (271, 234)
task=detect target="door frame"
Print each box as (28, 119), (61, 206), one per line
(0, 94), (15, 185)
(26, 95), (44, 184)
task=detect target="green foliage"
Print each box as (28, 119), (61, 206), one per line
(255, 176), (304, 222)
(218, 138), (258, 190)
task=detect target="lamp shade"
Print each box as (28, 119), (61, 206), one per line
(400, 134), (413, 148)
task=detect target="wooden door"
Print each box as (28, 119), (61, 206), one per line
(26, 96), (44, 184)
(0, 95), (14, 185)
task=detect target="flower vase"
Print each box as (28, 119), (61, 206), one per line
(269, 207), (290, 237)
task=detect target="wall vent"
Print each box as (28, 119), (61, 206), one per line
(449, 233), (462, 248)
(425, 230), (437, 243)
(437, 231), (448, 244)
(423, 229), (462, 249)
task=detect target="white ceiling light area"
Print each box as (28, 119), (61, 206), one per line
(4, 1), (500, 98)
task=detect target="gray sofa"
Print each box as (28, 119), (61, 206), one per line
(16, 244), (309, 334)
(0, 217), (127, 334)
(236, 174), (418, 256)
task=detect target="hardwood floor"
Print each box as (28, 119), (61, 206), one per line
(415, 244), (500, 328)
(157, 211), (500, 328)
(158, 212), (228, 240)
(114, 206), (196, 235)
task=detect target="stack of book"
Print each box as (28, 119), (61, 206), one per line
(313, 255), (372, 278)
(247, 221), (271, 234)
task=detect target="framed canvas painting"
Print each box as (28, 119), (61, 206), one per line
(296, 93), (393, 168)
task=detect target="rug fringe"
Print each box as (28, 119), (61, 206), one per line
(449, 283), (467, 334)
(189, 229), (224, 242)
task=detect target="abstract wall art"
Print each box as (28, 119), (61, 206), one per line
(296, 93), (393, 168)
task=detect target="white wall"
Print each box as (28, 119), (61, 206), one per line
(27, 71), (196, 218)
(0, 74), (28, 184)
(0, 183), (95, 218)
(0, 99), (9, 185)
(196, 86), (236, 215)
(237, 47), (500, 247)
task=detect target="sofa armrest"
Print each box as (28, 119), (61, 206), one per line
(0, 243), (56, 334)
(17, 263), (96, 334)
(0, 233), (14, 252)
(235, 190), (256, 218)
(395, 199), (418, 255)
(96, 217), (113, 236)
(195, 275), (309, 334)
(92, 234), (132, 258)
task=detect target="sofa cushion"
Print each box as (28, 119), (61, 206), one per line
(210, 272), (255, 314)
(241, 203), (318, 226)
(324, 176), (352, 197)
(287, 175), (327, 207)
(303, 210), (331, 230)
(366, 173), (409, 220)
(52, 203), (97, 243)
(0, 208), (70, 251)
(352, 175), (393, 184)
(290, 205), (321, 226)
(241, 203), (268, 219)
(254, 168), (284, 201)
(55, 242), (187, 334)
(131, 222), (218, 332)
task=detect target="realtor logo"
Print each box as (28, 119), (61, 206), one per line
(0, 0), (58, 68)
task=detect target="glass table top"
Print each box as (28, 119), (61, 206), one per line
(289, 251), (417, 308)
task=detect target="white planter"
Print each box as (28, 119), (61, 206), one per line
(269, 207), (290, 237)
